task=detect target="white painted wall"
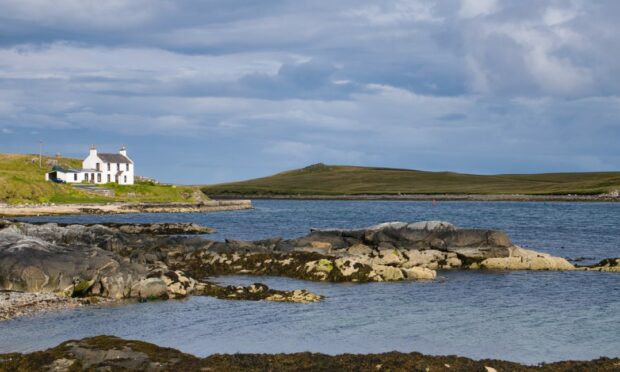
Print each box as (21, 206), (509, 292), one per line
(80, 147), (134, 185)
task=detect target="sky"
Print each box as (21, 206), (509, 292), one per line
(0, 0), (619, 184)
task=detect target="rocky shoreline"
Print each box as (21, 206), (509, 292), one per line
(0, 290), (101, 321)
(211, 193), (620, 202)
(0, 200), (252, 217)
(1, 335), (619, 371)
(1, 219), (618, 321)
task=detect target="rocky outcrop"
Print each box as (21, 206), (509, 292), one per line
(0, 219), (609, 320)
(477, 247), (574, 271)
(579, 258), (620, 272)
(0, 200), (253, 217)
(0, 221), (322, 318)
(2, 336), (619, 372)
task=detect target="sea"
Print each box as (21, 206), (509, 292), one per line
(2, 200), (619, 364)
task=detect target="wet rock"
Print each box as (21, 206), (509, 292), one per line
(196, 282), (322, 303)
(580, 258), (620, 272)
(2, 336), (620, 371)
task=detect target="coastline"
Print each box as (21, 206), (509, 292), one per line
(0, 200), (252, 217)
(209, 193), (620, 202)
(2, 335), (619, 371)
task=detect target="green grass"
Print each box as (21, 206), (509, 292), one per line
(0, 153), (208, 204)
(202, 163), (620, 196)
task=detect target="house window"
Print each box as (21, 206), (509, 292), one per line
(107, 174), (111, 183)
(124, 175), (127, 183)
(74, 174), (77, 181)
(96, 163), (100, 171)
(108, 163), (111, 171)
(97, 174), (101, 183)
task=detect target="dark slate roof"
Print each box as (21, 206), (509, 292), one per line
(97, 153), (132, 164)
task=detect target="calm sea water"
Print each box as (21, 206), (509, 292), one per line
(4, 200), (620, 363)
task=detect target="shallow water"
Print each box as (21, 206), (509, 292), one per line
(4, 200), (620, 363)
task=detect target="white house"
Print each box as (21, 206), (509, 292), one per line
(45, 146), (135, 185)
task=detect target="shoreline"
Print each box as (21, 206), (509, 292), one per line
(2, 335), (619, 371)
(0, 199), (252, 217)
(1, 219), (617, 322)
(209, 193), (620, 202)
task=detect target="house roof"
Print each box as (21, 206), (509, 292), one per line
(97, 153), (132, 164)
(50, 165), (80, 173)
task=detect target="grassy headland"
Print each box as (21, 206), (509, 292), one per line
(202, 163), (620, 197)
(0, 153), (207, 204)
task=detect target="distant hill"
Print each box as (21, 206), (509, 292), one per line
(0, 153), (206, 204)
(202, 163), (620, 197)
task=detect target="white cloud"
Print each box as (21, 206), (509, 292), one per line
(0, 0), (170, 28)
(459, 0), (498, 19)
(348, 1), (443, 25)
(544, 7), (578, 26)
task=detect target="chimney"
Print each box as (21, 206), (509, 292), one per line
(119, 146), (127, 157)
(90, 144), (97, 156)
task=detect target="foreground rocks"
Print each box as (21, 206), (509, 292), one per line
(0, 221), (323, 320)
(1, 336), (619, 372)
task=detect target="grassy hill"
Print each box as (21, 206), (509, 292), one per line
(0, 153), (207, 204)
(202, 163), (620, 197)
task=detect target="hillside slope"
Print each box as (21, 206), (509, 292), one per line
(202, 163), (620, 196)
(0, 153), (206, 204)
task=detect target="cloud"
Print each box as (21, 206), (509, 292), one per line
(0, 0), (619, 183)
(459, 0), (498, 19)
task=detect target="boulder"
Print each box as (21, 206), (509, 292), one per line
(346, 244), (373, 256)
(130, 278), (168, 300)
(479, 247), (574, 271)
(374, 248), (406, 265)
(402, 267), (436, 280)
(372, 264), (404, 281)
(402, 249), (461, 269)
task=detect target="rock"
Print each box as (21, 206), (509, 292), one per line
(402, 249), (461, 269)
(266, 289), (322, 304)
(580, 258), (620, 272)
(346, 243), (373, 256)
(3, 335), (620, 371)
(304, 259), (334, 280)
(402, 267), (437, 280)
(372, 264), (404, 281)
(115, 222), (215, 235)
(374, 248), (406, 265)
(130, 278), (168, 300)
(479, 247), (574, 271)
(406, 221), (456, 232)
